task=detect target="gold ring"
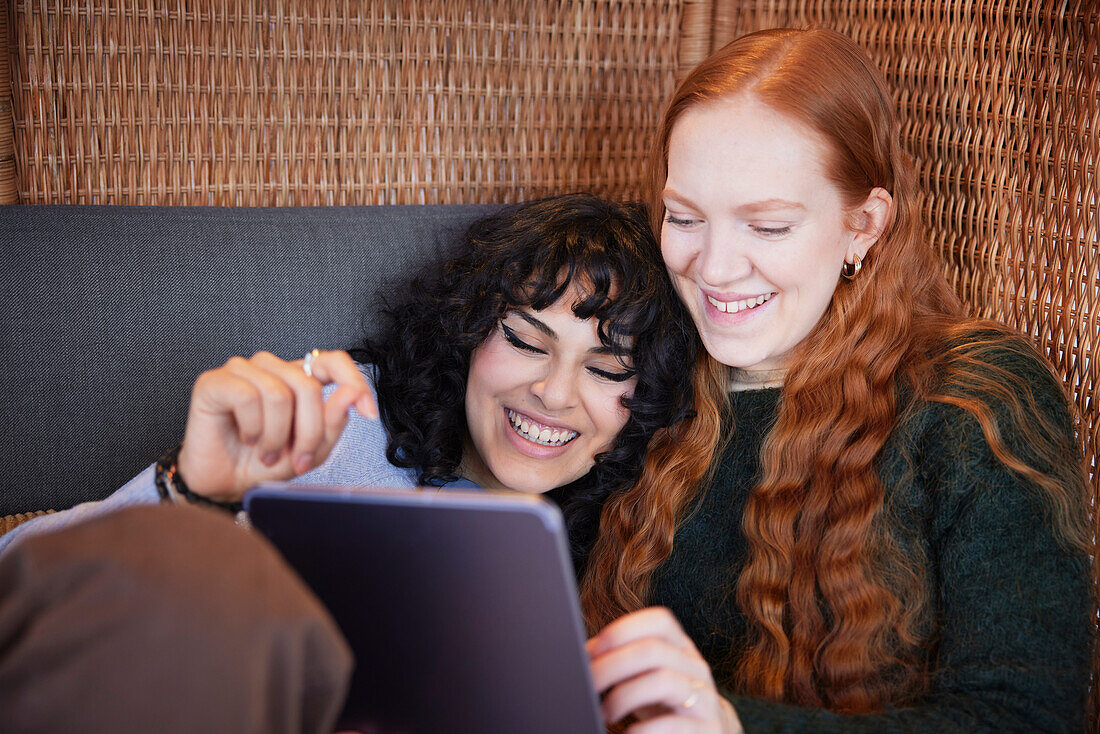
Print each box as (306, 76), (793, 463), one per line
(302, 348), (320, 378)
(682, 680), (705, 709)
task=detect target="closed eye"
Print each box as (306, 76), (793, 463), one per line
(750, 225), (792, 237)
(500, 322), (545, 354)
(588, 365), (636, 382)
(665, 213), (697, 227)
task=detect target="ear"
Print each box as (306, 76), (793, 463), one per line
(846, 186), (893, 263)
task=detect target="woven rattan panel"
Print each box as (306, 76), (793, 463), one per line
(0, 510), (54, 538)
(8, 0), (681, 205)
(0, 6), (14, 202)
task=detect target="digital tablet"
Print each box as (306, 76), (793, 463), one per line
(244, 484), (605, 734)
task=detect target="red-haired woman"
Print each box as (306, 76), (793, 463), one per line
(583, 28), (1092, 733)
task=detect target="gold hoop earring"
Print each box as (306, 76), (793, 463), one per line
(842, 255), (863, 280)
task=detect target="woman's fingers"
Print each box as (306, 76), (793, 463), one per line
(601, 667), (709, 724)
(292, 350), (377, 471)
(588, 607), (734, 733)
(589, 607), (710, 688)
(190, 366), (266, 447)
(251, 351), (331, 472)
(247, 349), (375, 474)
(185, 350), (373, 487)
(223, 354), (299, 464)
(625, 712), (714, 734)
(590, 632), (712, 719)
(302, 349), (378, 419)
(181, 365), (290, 498)
(590, 634), (705, 690)
(589, 606), (694, 656)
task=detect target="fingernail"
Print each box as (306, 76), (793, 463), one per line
(261, 451), (280, 466)
(294, 453), (314, 473)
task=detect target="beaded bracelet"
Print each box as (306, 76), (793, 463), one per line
(155, 444), (243, 515)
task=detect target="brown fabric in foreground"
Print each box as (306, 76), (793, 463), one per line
(0, 503), (353, 734)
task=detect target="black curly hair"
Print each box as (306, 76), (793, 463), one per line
(354, 193), (697, 565)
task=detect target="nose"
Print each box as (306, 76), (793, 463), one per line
(530, 359), (579, 412)
(694, 226), (752, 287)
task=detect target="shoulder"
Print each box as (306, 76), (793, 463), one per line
(907, 324), (1073, 441)
(886, 324), (1083, 537)
(933, 324), (1067, 403)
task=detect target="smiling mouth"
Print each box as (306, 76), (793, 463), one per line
(507, 409), (578, 447)
(706, 292), (776, 313)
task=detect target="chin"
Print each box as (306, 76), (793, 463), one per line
(702, 342), (751, 369)
(493, 469), (557, 495)
(498, 466), (586, 495)
(508, 484), (553, 495)
(702, 338), (772, 370)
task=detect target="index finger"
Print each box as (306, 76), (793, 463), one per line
(299, 350), (379, 419)
(587, 607), (690, 657)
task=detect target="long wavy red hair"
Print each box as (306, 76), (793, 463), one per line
(581, 27), (1093, 714)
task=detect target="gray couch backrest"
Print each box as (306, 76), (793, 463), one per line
(2, 205), (497, 515)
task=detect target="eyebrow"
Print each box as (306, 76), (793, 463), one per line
(511, 310), (617, 356)
(516, 310), (556, 338)
(660, 188), (694, 208)
(737, 198), (807, 214)
(661, 188), (806, 215)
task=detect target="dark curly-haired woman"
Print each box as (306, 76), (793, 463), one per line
(1, 193), (697, 569)
(354, 194), (697, 563)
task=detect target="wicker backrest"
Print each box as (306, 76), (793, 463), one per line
(2, 0), (681, 205)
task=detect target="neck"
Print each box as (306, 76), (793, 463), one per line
(458, 437), (504, 490)
(729, 366), (787, 392)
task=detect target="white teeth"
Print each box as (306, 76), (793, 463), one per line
(507, 409), (578, 447)
(707, 292), (775, 314)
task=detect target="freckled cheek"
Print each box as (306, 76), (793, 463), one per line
(660, 233), (692, 274)
(656, 270), (692, 311)
(662, 257), (698, 303)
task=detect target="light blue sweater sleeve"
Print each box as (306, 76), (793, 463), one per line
(0, 463), (164, 554)
(0, 373), (418, 555)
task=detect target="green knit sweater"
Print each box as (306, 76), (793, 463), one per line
(649, 344), (1091, 732)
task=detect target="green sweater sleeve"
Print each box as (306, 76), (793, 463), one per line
(729, 354), (1091, 733)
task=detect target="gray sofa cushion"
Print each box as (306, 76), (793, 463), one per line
(2, 205), (497, 515)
